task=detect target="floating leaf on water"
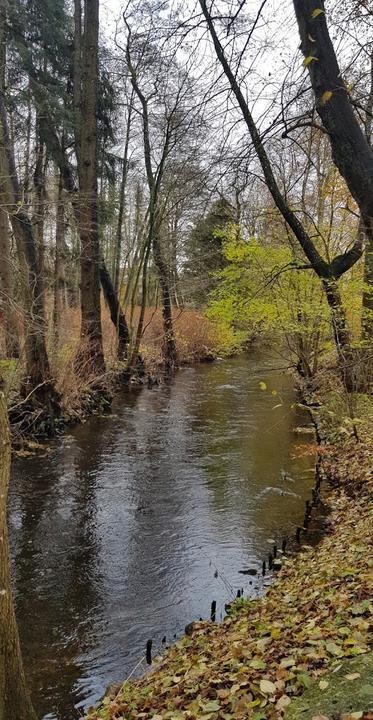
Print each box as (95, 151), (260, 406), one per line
(259, 381), (267, 391)
(311, 8), (325, 17)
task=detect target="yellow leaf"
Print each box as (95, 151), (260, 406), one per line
(319, 680), (329, 690)
(303, 56), (318, 67)
(320, 90), (333, 105)
(312, 8), (325, 18)
(259, 381), (267, 391)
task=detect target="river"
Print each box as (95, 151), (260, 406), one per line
(9, 353), (316, 720)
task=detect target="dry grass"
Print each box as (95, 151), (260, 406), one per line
(1, 302), (219, 417)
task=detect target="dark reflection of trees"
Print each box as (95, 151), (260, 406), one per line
(9, 414), (120, 720)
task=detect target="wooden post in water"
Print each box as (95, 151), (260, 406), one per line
(210, 600), (216, 621)
(146, 639), (152, 665)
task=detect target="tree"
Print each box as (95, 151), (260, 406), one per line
(0, 0), (59, 426)
(0, 376), (36, 720)
(292, 0), (373, 341)
(183, 197), (236, 306)
(73, 0), (105, 373)
(125, 19), (178, 373)
(199, 0), (365, 389)
(0, 8), (19, 359)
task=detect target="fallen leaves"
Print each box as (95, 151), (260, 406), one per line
(259, 679), (276, 695)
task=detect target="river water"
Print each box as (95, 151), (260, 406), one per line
(9, 353), (316, 720)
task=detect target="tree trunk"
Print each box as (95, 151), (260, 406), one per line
(75, 0), (105, 373)
(114, 97), (133, 295)
(100, 257), (129, 359)
(0, 2), (18, 359)
(0, 191), (19, 358)
(53, 173), (68, 341)
(0, 85), (59, 425)
(362, 49), (373, 340)
(362, 223), (373, 339)
(152, 232), (177, 373)
(293, 0), (373, 334)
(0, 380), (37, 720)
(323, 280), (354, 391)
(33, 120), (46, 291)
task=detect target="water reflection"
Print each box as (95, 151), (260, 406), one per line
(9, 353), (315, 720)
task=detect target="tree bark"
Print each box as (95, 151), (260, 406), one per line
(33, 118), (46, 292)
(53, 172), (68, 341)
(74, 0), (105, 373)
(0, 379), (37, 720)
(0, 191), (19, 358)
(362, 49), (373, 339)
(0, 2), (18, 359)
(114, 96), (133, 295)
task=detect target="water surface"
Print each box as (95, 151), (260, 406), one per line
(9, 353), (315, 719)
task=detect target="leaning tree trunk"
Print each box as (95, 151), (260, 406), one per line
(99, 257), (129, 360)
(75, 0), (105, 373)
(0, 381), (37, 720)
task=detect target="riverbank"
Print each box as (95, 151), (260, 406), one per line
(86, 397), (372, 720)
(2, 306), (220, 443)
